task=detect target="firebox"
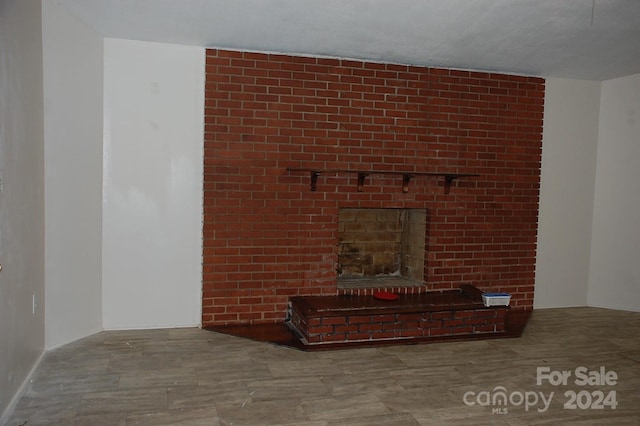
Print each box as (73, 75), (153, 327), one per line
(337, 208), (426, 290)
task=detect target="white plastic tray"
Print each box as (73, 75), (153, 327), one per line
(482, 292), (511, 307)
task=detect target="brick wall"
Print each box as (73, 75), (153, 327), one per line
(202, 49), (544, 326)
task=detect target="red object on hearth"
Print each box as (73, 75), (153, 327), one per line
(373, 291), (399, 301)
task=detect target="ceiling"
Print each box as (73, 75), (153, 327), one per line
(57, 0), (640, 81)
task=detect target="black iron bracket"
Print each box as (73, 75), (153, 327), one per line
(287, 168), (478, 194)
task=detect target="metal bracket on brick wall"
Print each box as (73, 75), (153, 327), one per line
(402, 174), (413, 193)
(309, 171), (320, 191)
(357, 172), (369, 192)
(286, 168), (479, 194)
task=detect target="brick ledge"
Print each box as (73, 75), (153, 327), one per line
(288, 285), (509, 345)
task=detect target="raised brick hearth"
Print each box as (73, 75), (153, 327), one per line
(288, 285), (507, 345)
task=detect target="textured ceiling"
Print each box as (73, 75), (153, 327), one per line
(57, 0), (640, 80)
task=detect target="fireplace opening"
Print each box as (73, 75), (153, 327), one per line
(337, 208), (426, 290)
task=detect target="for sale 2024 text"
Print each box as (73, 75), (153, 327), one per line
(537, 366), (618, 410)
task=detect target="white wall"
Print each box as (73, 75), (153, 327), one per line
(587, 73), (640, 312)
(535, 78), (600, 308)
(102, 39), (204, 329)
(42, 0), (104, 349)
(0, 0), (46, 419)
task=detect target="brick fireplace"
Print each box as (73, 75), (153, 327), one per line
(202, 49), (544, 327)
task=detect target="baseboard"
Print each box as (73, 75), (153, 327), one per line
(0, 350), (46, 425)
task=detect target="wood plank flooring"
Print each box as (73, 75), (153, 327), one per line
(5, 307), (640, 425)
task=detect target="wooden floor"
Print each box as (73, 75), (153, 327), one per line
(5, 307), (640, 425)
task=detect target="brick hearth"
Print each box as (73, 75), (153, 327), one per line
(288, 285), (508, 345)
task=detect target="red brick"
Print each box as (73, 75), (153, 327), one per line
(373, 314), (397, 323)
(475, 310), (499, 318)
(334, 324), (359, 333)
(348, 316), (371, 324)
(306, 335), (321, 343)
(370, 331), (396, 340)
(399, 329), (426, 338)
(420, 320), (444, 329)
(431, 311), (454, 320)
(465, 318), (492, 326)
(307, 325), (334, 335)
(321, 317), (348, 326)
(320, 333), (348, 342)
(453, 310), (476, 319)
(399, 321), (421, 329)
(443, 319), (465, 328)
(451, 326), (474, 335)
(358, 323), (384, 332)
(382, 322), (401, 331)
(397, 313), (425, 322)
(473, 324), (497, 333)
(345, 333), (372, 341)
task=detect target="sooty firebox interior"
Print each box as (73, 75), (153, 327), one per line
(337, 208), (426, 290)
